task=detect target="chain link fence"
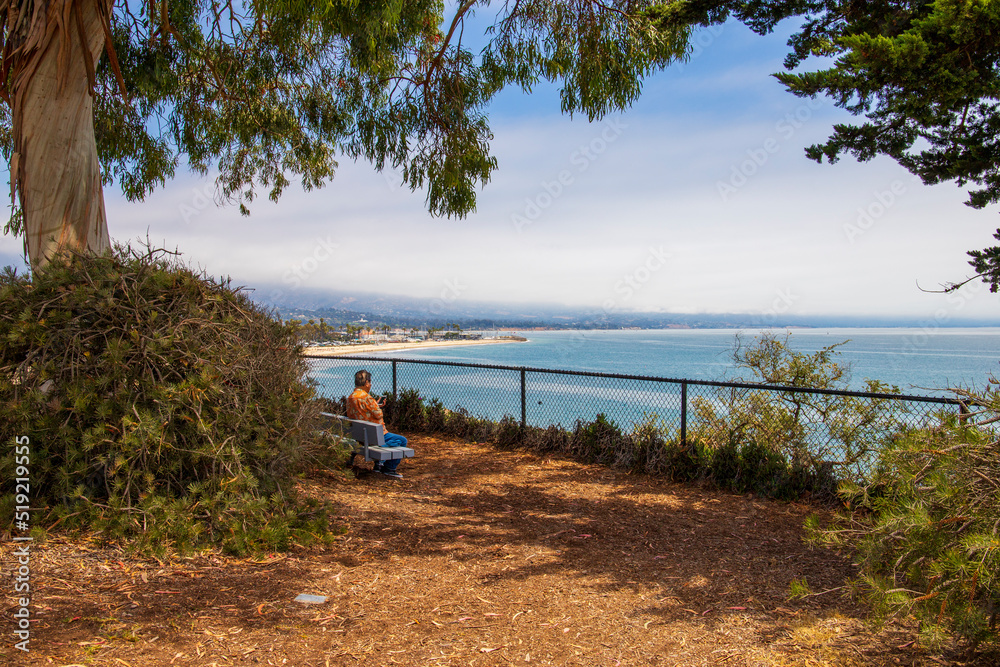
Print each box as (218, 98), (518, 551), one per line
(306, 355), (963, 480)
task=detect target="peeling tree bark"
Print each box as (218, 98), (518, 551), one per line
(5, 0), (111, 272)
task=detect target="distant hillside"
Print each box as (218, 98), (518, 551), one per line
(246, 284), (1000, 330)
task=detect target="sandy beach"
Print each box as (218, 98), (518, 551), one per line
(302, 337), (524, 357)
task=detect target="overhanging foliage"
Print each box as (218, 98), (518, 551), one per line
(0, 0), (689, 234)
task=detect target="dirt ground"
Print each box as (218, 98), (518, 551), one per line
(2, 434), (996, 666)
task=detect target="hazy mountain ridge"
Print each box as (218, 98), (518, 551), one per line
(248, 284), (1000, 330)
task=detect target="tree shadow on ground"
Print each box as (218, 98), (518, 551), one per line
(15, 432), (996, 666)
(339, 433), (860, 632)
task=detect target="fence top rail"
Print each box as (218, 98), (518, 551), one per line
(303, 354), (963, 406)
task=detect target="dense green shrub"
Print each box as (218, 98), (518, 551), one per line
(705, 435), (822, 500)
(523, 424), (571, 454)
(426, 397), (448, 432)
(571, 413), (626, 465)
(443, 407), (497, 443)
(0, 247), (337, 555)
(494, 415), (524, 448)
(381, 388), (426, 432)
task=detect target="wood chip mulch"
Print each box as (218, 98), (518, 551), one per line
(2, 433), (997, 666)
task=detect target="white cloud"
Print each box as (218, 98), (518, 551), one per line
(86, 100), (998, 321)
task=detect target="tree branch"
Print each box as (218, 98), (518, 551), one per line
(916, 273), (987, 293)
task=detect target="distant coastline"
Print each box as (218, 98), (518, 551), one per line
(303, 336), (527, 357)
(304, 328), (1000, 395)
(271, 290), (1000, 333)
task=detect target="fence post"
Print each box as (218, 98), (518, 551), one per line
(392, 360), (397, 399)
(680, 381), (688, 447)
(520, 368), (527, 429)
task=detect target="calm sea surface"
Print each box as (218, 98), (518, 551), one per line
(350, 328), (1000, 396)
(308, 328), (1000, 431)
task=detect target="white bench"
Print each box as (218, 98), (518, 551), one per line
(321, 412), (415, 468)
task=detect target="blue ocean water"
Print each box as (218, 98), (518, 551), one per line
(353, 328), (1000, 395)
(306, 328), (1000, 436)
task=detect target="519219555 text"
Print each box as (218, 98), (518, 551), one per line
(12, 435), (32, 653)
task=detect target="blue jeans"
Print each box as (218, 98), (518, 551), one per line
(378, 433), (408, 472)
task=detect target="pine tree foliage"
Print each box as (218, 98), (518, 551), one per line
(0, 245), (342, 554)
(812, 383), (1000, 648)
(654, 1), (1000, 290)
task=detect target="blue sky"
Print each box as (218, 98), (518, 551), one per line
(2, 10), (999, 321)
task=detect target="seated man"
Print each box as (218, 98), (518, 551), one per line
(346, 369), (410, 479)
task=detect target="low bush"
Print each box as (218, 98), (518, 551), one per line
(333, 386), (832, 501)
(706, 435), (816, 500)
(523, 424), (571, 454)
(0, 246), (337, 555)
(426, 398), (448, 432)
(494, 415), (524, 449)
(379, 387), (423, 432)
(571, 413), (626, 466)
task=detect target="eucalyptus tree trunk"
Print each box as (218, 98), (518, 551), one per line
(8, 0), (111, 272)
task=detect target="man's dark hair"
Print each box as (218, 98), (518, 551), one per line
(354, 370), (372, 387)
